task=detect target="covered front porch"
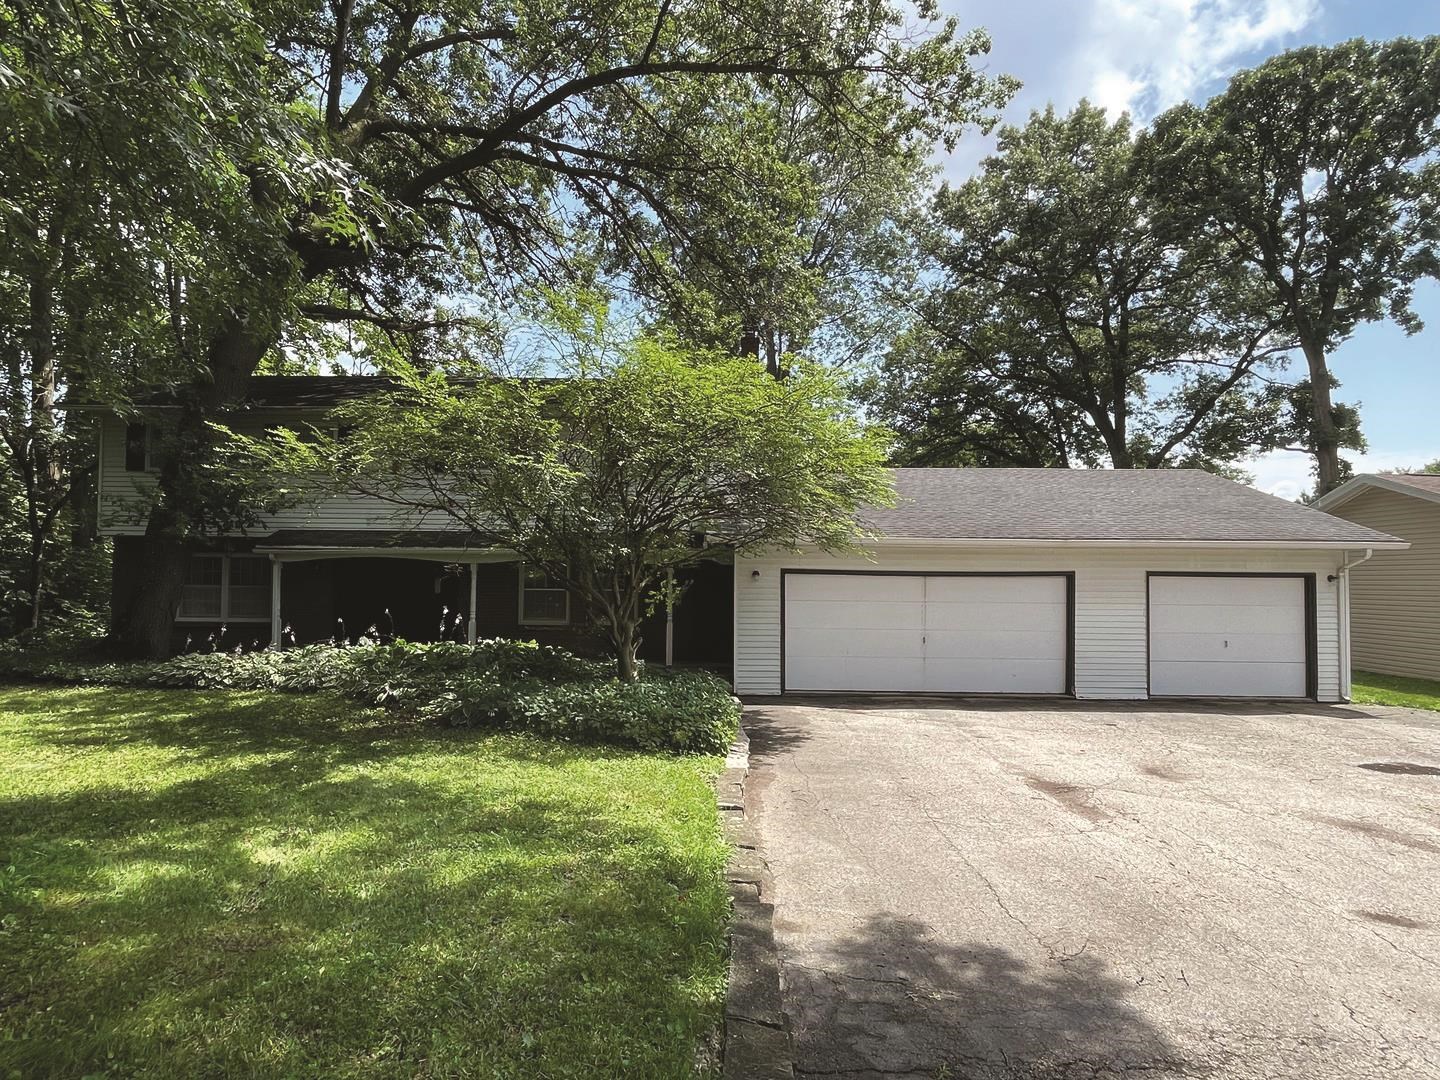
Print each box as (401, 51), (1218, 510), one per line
(254, 530), (734, 668)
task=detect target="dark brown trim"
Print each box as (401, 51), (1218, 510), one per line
(778, 570), (1076, 697)
(1145, 571), (1318, 701)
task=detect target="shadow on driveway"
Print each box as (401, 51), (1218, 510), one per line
(785, 914), (1198, 1079)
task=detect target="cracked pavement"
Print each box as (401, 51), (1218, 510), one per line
(743, 697), (1440, 1079)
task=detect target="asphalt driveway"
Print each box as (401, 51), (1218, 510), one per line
(743, 697), (1440, 1079)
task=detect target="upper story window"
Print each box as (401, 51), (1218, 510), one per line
(519, 564), (570, 625)
(178, 555), (272, 622)
(123, 423), (149, 471)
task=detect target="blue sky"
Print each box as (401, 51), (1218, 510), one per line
(936, 0), (1440, 497)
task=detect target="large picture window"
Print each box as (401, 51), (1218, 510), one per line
(519, 564), (569, 625)
(178, 555), (273, 622)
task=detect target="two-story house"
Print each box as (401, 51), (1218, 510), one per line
(91, 375), (1407, 701)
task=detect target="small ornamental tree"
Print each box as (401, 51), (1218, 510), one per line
(248, 340), (894, 679)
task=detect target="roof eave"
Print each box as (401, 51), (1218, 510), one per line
(864, 536), (1409, 550)
(1315, 474), (1440, 512)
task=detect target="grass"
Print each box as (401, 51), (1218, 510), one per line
(1351, 670), (1440, 712)
(0, 684), (729, 1078)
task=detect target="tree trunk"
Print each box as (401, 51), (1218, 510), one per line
(1298, 334), (1342, 495)
(24, 531), (44, 634)
(116, 319), (272, 656)
(611, 619), (641, 681)
(119, 509), (191, 657)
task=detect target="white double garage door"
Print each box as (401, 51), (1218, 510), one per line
(782, 572), (1311, 698)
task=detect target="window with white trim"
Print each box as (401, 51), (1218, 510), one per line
(519, 564), (569, 625)
(178, 555), (273, 622)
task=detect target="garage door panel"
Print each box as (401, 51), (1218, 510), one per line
(926, 600), (1067, 632)
(1150, 660), (1307, 697)
(786, 599), (925, 631)
(786, 628), (926, 660)
(924, 657), (1066, 694)
(786, 656), (927, 693)
(1151, 630), (1306, 664)
(924, 576), (1066, 605)
(786, 574), (924, 604)
(1149, 602), (1305, 636)
(924, 628), (1067, 660)
(1149, 576), (1309, 698)
(1152, 576), (1303, 607)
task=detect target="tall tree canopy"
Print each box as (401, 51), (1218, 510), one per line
(0, 0), (307, 631)
(866, 104), (1299, 472)
(1147, 36), (1440, 494)
(15, 0), (1010, 656)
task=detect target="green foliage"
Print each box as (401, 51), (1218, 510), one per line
(0, 684), (729, 1076)
(866, 103), (1300, 472)
(1145, 36), (1440, 492)
(0, 639), (740, 754)
(245, 330), (894, 679)
(653, 72), (1010, 369)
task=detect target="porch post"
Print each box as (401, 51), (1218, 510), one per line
(270, 557), (283, 648)
(467, 561), (478, 645)
(665, 567), (674, 668)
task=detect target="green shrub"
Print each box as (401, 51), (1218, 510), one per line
(0, 638), (739, 754)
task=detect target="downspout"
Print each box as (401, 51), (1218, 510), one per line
(1332, 548), (1374, 701)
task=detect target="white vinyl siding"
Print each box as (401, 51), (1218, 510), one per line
(736, 545), (1348, 702)
(97, 413), (451, 536)
(1325, 488), (1440, 680)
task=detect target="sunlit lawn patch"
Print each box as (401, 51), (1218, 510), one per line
(1352, 670), (1440, 713)
(0, 685), (728, 1078)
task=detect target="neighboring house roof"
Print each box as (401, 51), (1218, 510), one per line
(866, 468), (1405, 547)
(1315, 473), (1440, 513)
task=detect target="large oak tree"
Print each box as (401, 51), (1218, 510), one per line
(52, 0), (1010, 656)
(868, 104), (1300, 472)
(1146, 36), (1440, 494)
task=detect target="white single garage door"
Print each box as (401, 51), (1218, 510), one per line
(1149, 575), (1309, 697)
(783, 573), (1068, 694)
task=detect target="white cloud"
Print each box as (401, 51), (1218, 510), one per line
(1246, 448), (1440, 502)
(1081, 0), (1318, 118)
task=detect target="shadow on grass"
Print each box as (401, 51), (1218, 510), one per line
(785, 913), (1202, 1078)
(0, 686), (727, 1079)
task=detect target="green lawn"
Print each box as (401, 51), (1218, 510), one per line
(0, 684), (729, 1078)
(1352, 670), (1440, 712)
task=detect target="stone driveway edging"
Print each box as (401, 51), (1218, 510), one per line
(716, 721), (794, 1080)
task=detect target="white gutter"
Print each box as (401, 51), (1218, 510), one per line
(861, 536), (1409, 551)
(256, 547), (517, 563)
(1334, 548), (1375, 701)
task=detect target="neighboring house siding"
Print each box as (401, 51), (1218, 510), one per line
(1326, 487), (1440, 680)
(733, 545), (1346, 701)
(97, 413), (449, 535)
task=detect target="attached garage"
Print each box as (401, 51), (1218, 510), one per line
(782, 572), (1070, 694)
(733, 469), (1408, 703)
(1147, 574), (1314, 698)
